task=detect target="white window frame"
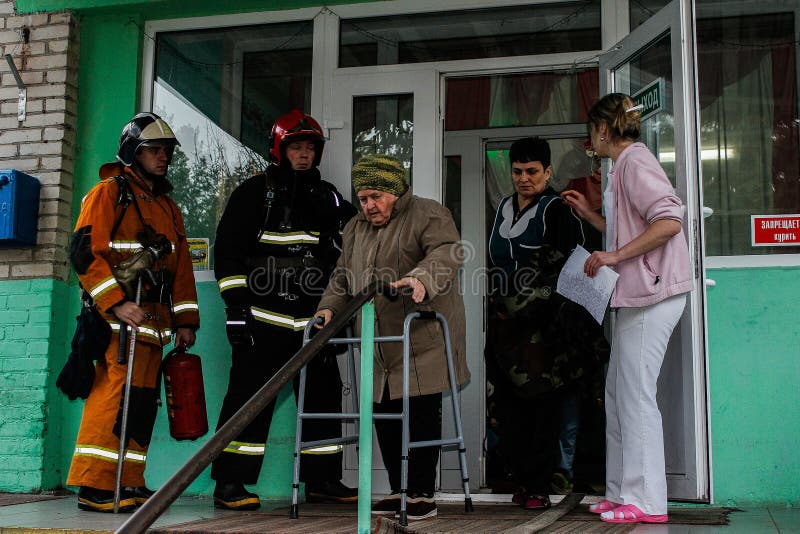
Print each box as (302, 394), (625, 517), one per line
(140, 0), (800, 278)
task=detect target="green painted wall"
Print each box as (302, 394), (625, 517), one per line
(18, 0), (373, 18)
(0, 279), (68, 491)
(706, 267), (800, 507)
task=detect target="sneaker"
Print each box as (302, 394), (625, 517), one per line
(124, 485), (155, 506)
(517, 493), (551, 510)
(213, 482), (260, 511)
(399, 494), (437, 521)
(371, 492), (401, 516)
(305, 480), (358, 503)
(550, 472), (573, 495)
(77, 486), (136, 513)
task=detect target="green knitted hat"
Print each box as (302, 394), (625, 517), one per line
(351, 154), (408, 196)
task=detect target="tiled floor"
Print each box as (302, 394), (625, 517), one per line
(0, 495), (796, 533)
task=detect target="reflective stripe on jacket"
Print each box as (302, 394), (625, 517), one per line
(72, 163), (199, 345)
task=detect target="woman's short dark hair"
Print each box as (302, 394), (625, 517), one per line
(509, 137), (551, 168)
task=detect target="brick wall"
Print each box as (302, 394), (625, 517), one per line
(0, 1), (78, 492)
(0, 278), (67, 491)
(0, 1), (78, 282)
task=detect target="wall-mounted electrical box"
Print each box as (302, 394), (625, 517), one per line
(0, 170), (40, 247)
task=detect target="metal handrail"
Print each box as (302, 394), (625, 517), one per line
(117, 281), (390, 534)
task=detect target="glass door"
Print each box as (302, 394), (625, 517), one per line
(326, 68), (440, 492)
(443, 124), (591, 491)
(600, 0), (710, 501)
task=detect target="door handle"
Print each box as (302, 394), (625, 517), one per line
(702, 206), (713, 219)
(705, 278), (716, 287)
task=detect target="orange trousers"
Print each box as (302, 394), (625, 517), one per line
(66, 335), (163, 490)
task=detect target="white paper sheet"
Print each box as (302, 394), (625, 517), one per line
(556, 245), (619, 324)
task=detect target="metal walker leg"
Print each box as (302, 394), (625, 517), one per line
(396, 311), (472, 526)
(291, 321), (359, 519)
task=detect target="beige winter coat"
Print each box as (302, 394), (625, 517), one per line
(317, 190), (470, 402)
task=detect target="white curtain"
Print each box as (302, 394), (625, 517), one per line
(701, 54), (774, 255)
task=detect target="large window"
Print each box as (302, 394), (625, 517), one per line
(695, 6), (800, 256)
(340, 1), (601, 67)
(446, 68), (598, 131)
(152, 21), (313, 267)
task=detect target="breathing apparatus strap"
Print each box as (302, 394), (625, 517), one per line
(259, 172), (281, 240)
(110, 175), (151, 242)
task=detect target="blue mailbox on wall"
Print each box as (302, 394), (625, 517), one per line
(0, 170), (40, 246)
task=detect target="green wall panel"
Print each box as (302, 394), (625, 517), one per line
(42, 279), (70, 490)
(0, 278), (69, 492)
(18, 0), (374, 18)
(72, 11), (142, 215)
(706, 267), (800, 507)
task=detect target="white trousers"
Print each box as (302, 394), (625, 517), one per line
(605, 294), (686, 515)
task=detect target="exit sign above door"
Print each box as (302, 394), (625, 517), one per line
(632, 78), (665, 121)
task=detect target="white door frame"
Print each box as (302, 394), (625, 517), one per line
(326, 67), (441, 492)
(443, 124), (588, 490)
(599, 0), (711, 502)
(322, 69), (441, 201)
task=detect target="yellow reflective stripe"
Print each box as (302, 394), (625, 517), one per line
(250, 306), (310, 331)
(108, 240), (142, 251)
(219, 276), (247, 292)
(223, 441), (265, 455)
(73, 445), (146, 464)
(108, 241), (175, 252)
(109, 322), (171, 343)
(89, 276), (118, 299)
(301, 444), (343, 455)
(259, 231), (320, 245)
(173, 301), (199, 314)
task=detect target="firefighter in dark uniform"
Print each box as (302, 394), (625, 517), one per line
(212, 110), (358, 510)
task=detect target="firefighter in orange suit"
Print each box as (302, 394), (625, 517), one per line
(66, 112), (200, 513)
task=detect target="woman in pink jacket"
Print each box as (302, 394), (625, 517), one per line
(562, 93), (693, 524)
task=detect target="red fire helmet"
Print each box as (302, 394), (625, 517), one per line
(268, 110), (325, 166)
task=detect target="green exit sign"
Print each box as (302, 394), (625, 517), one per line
(632, 78), (665, 120)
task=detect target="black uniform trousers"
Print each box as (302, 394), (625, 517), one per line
(211, 325), (344, 485)
(373, 389), (442, 496)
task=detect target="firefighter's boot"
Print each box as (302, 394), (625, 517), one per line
(213, 481), (260, 511)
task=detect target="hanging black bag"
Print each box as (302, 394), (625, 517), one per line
(56, 296), (112, 400)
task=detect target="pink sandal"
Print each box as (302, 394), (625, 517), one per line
(599, 504), (668, 523)
(588, 499), (620, 514)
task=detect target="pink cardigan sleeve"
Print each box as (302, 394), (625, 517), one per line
(621, 150), (684, 224)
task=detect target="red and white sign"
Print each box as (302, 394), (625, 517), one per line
(751, 214), (800, 246)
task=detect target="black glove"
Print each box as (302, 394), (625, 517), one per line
(56, 349), (95, 400)
(56, 304), (111, 400)
(225, 306), (254, 348)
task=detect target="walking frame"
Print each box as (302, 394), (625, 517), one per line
(292, 310), (474, 526)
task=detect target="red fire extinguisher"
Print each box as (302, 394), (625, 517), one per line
(163, 345), (208, 441)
